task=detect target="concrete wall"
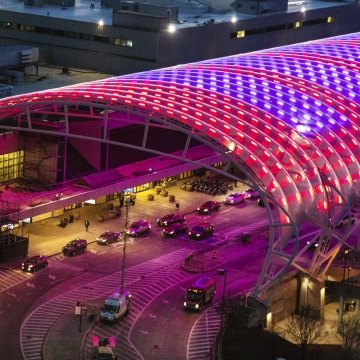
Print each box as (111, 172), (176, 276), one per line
(0, 3), (359, 74)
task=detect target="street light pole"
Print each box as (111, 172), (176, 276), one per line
(343, 248), (349, 281)
(120, 198), (130, 294)
(219, 268), (227, 334)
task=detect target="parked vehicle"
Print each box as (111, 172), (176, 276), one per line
(336, 214), (356, 228)
(100, 290), (131, 323)
(185, 176), (231, 196)
(62, 238), (87, 256)
(242, 188), (260, 199)
(126, 219), (151, 237)
(163, 222), (189, 237)
(188, 222), (214, 239)
(184, 276), (216, 311)
(197, 201), (221, 214)
(96, 231), (121, 245)
(257, 198), (275, 209)
(21, 255), (48, 273)
(92, 336), (117, 360)
(225, 192), (245, 205)
(181, 182), (194, 191)
(157, 213), (185, 227)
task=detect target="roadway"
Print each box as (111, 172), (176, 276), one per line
(0, 180), (312, 360)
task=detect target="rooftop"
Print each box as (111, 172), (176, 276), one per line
(0, 0), (350, 29)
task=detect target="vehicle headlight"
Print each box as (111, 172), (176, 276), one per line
(29, 265), (33, 268)
(196, 234), (200, 237)
(184, 302), (187, 307)
(195, 304), (199, 309)
(204, 209), (208, 212)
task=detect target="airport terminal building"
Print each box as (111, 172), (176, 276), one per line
(0, 0), (359, 75)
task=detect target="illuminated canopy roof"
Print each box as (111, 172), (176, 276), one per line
(0, 32), (359, 295)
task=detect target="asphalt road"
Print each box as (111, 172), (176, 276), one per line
(0, 192), (277, 360)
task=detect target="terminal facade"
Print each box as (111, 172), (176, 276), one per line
(0, 32), (359, 298)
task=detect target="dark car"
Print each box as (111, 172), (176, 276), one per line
(225, 192), (245, 205)
(197, 201), (221, 214)
(157, 213), (186, 227)
(163, 222), (189, 237)
(96, 231), (121, 245)
(21, 255), (48, 273)
(257, 198), (275, 209)
(188, 222), (214, 240)
(242, 188), (260, 199)
(126, 219), (151, 237)
(62, 238), (87, 256)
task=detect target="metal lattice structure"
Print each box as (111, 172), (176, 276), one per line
(0, 33), (359, 297)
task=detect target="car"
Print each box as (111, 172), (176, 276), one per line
(181, 182), (194, 191)
(336, 214), (356, 228)
(126, 219), (151, 237)
(197, 201), (221, 214)
(242, 188), (260, 199)
(62, 238), (87, 256)
(257, 198), (275, 209)
(21, 255), (48, 273)
(225, 192), (245, 205)
(163, 222), (189, 237)
(157, 213), (186, 227)
(96, 231), (121, 245)
(188, 222), (214, 240)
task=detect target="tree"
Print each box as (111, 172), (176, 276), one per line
(337, 312), (360, 360)
(286, 304), (324, 359)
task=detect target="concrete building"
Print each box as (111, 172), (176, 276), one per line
(0, 0), (359, 75)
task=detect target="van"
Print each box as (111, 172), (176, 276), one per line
(100, 290), (131, 323)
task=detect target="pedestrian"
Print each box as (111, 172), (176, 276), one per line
(85, 220), (90, 232)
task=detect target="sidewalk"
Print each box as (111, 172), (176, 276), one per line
(43, 302), (100, 360)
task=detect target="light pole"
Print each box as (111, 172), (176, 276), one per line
(218, 268), (227, 334)
(343, 247), (349, 281)
(347, 266), (352, 282)
(120, 197), (131, 294)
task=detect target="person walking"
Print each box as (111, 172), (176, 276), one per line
(85, 220), (90, 232)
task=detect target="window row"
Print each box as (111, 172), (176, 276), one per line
(0, 21), (133, 47)
(231, 16), (333, 39)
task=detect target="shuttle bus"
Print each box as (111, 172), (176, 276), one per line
(184, 276), (216, 311)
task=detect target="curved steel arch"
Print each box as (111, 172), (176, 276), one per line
(0, 33), (360, 297)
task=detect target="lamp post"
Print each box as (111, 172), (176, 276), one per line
(347, 267), (352, 282)
(120, 197), (131, 294)
(343, 247), (349, 281)
(218, 268), (227, 334)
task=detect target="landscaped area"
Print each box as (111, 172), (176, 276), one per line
(221, 323), (344, 360)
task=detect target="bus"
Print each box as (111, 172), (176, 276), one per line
(184, 276), (216, 311)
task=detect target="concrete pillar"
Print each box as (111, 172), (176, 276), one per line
(298, 274), (324, 315)
(355, 299), (360, 313)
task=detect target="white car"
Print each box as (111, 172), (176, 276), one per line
(242, 188), (260, 199)
(336, 214), (356, 228)
(225, 192), (245, 205)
